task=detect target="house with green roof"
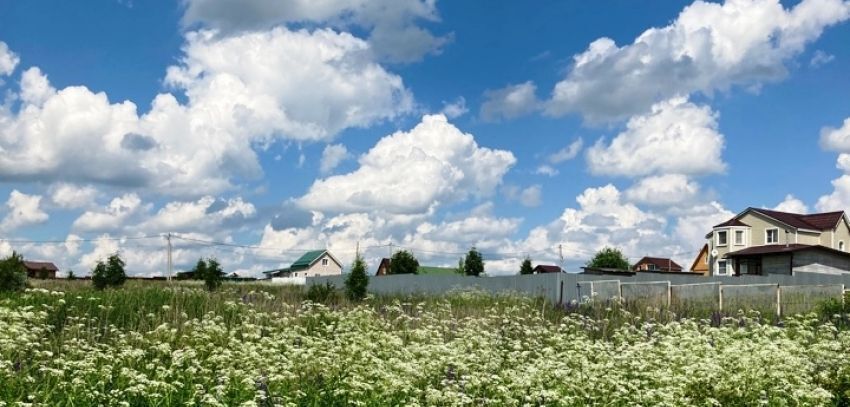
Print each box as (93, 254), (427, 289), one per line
(263, 249), (342, 278)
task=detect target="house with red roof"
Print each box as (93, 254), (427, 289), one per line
(632, 257), (683, 273)
(704, 208), (850, 276)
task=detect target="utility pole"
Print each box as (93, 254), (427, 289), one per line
(166, 233), (173, 282)
(388, 241), (393, 259)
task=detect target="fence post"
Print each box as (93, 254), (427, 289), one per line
(776, 284), (781, 318)
(666, 281), (672, 308)
(718, 284), (723, 312)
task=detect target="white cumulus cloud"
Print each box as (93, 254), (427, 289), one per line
(480, 81), (540, 122)
(320, 144), (351, 174)
(545, 0), (850, 122)
(586, 97), (726, 178)
(0, 190), (49, 231)
(298, 114), (516, 214)
(0, 41), (18, 76)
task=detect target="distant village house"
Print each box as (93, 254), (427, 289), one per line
(23, 261), (58, 279)
(264, 250), (342, 278)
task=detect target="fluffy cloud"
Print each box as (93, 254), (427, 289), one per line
(820, 118), (850, 151)
(440, 96), (468, 119)
(817, 175), (850, 212)
(818, 118), (850, 212)
(673, 201), (735, 251)
(625, 174), (701, 207)
(548, 138), (583, 164)
(298, 114), (516, 214)
(774, 194), (809, 213)
(320, 144), (351, 174)
(166, 28), (413, 142)
(72, 193), (145, 233)
(480, 81), (540, 122)
(0, 190), (49, 231)
(586, 97), (726, 178)
(0, 27), (412, 196)
(49, 184), (98, 209)
(181, 0), (450, 63)
(519, 185), (542, 208)
(545, 0), (850, 121)
(0, 41), (18, 76)
(534, 165), (558, 177)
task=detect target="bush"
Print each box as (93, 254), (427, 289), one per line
(92, 253), (126, 290)
(587, 247), (630, 270)
(0, 251), (27, 292)
(306, 282), (339, 305)
(389, 250), (419, 275)
(345, 254), (368, 301)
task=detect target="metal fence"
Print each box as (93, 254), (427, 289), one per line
(309, 272), (848, 316)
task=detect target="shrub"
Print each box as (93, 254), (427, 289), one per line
(202, 258), (223, 291)
(345, 254), (368, 301)
(306, 282), (339, 305)
(389, 250), (419, 275)
(0, 251), (27, 292)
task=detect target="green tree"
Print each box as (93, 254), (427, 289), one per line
(345, 254), (369, 301)
(519, 256), (533, 275)
(203, 258), (223, 291)
(105, 254), (127, 287)
(67, 270), (76, 280)
(389, 250), (419, 275)
(586, 247), (630, 270)
(92, 253), (126, 290)
(463, 247), (484, 277)
(0, 251), (27, 292)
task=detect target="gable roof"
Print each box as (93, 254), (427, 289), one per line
(633, 256), (683, 272)
(23, 261), (58, 272)
(715, 208), (845, 232)
(689, 244), (708, 272)
(289, 250), (342, 271)
(532, 265), (562, 273)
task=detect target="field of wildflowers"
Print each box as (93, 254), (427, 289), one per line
(2, 281), (850, 406)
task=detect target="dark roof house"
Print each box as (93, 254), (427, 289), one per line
(633, 257), (683, 273)
(532, 265), (562, 274)
(23, 261), (58, 279)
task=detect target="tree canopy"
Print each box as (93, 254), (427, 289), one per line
(519, 256), (533, 275)
(345, 254), (368, 301)
(463, 247), (484, 277)
(586, 247), (630, 270)
(389, 250), (419, 275)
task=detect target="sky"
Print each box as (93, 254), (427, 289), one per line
(1, 0), (850, 277)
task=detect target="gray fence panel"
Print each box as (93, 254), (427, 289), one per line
(671, 282), (720, 311)
(721, 284), (778, 315)
(620, 281), (670, 307)
(780, 285), (845, 316)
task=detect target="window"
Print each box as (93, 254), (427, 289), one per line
(717, 260), (728, 276)
(766, 229), (779, 244)
(734, 230), (744, 245)
(321, 258), (329, 266)
(840, 241), (846, 251)
(647, 264), (658, 271)
(716, 230), (727, 246)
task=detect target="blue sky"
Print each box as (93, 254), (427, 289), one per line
(1, 0), (850, 276)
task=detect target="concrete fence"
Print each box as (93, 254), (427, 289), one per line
(309, 272), (850, 316)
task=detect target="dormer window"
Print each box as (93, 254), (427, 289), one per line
(716, 230), (727, 246)
(766, 229), (779, 244)
(322, 258), (329, 266)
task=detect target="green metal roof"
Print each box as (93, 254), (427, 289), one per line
(417, 266), (460, 276)
(290, 250), (327, 271)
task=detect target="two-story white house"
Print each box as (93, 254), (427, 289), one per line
(705, 208), (850, 276)
(263, 249), (343, 279)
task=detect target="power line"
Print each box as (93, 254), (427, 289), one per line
(0, 235), (161, 244)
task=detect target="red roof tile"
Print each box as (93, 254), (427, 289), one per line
(633, 256), (683, 272)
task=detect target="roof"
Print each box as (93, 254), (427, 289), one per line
(738, 208), (843, 231)
(532, 265), (562, 273)
(633, 256), (683, 271)
(290, 250), (327, 270)
(725, 244), (850, 258)
(417, 266), (460, 276)
(714, 219), (750, 228)
(23, 261), (58, 272)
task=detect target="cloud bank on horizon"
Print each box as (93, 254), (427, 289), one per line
(0, 0), (849, 277)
